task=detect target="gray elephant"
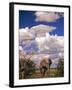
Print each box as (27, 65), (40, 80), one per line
(40, 58), (52, 76)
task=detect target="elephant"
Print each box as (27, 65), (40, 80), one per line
(40, 58), (52, 77)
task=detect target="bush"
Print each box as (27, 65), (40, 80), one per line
(19, 58), (36, 79)
(55, 58), (64, 77)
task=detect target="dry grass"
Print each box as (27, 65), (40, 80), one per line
(19, 68), (63, 79)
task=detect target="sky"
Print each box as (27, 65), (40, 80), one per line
(19, 10), (64, 36)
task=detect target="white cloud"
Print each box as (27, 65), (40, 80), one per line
(35, 33), (64, 58)
(35, 11), (63, 22)
(19, 46), (26, 60)
(19, 27), (64, 59)
(21, 40), (39, 54)
(30, 24), (56, 37)
(19, 24), (56, 41)
(19, 46), (23, 51)
(19, 27), (35, 41)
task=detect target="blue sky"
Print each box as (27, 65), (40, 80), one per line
(19, 10), (64, 36)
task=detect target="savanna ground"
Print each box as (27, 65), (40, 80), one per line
(19, 68), (64, 79)
(30, 68), (62, 79)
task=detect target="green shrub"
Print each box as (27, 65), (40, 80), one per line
(55, 58), (64, 77)
(19, 58), (36, 79)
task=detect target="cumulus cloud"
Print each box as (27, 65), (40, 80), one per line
(21, 40), (39, 54)
(35, 11), (64, 22)
(30, 24), (56, 37)
(19, 26), (64, 59)
(35, 33), (64, 58)
(19, 27), (35, 41)
(19, 24), (56, 41)
(19, 46), (26, 60)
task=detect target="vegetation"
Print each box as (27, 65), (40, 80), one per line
(19, 58), (64, 79)
(19, 59), (36, 79)
(55, 58), (64, 77)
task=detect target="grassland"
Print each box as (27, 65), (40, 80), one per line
(19, 68), (64, 79)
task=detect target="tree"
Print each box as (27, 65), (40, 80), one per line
(19, 59), (25, 79)
(23, 59), (36, 79)
(55, 58), (64, 77)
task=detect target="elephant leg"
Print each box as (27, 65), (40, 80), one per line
(47, 69), (48, 76)
(24, 71), (26, 79)
(43, 67), (47, 76)
(40, 68), (42, 76)
(47, 64), (50, 76)
(43, 69), (45, 76)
